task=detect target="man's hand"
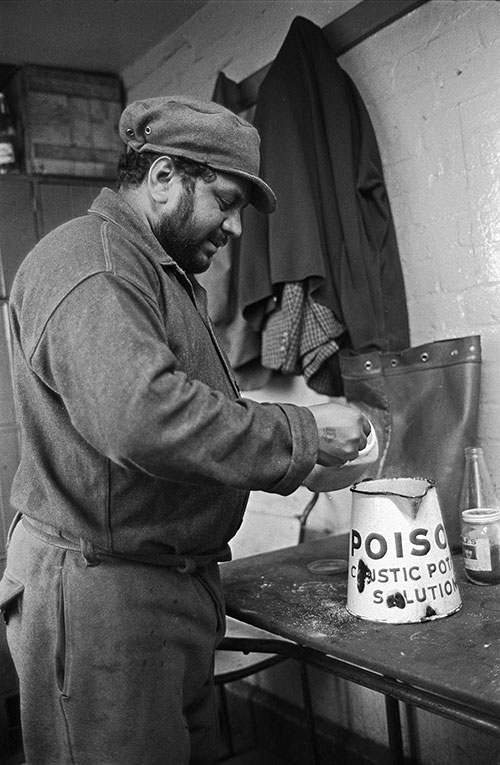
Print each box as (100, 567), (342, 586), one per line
(307, 402), (371, 467)
(302, 407), (378, 493)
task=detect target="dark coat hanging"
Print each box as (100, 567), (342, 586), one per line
(238, 16), (410, 395)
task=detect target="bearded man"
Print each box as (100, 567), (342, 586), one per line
(0, 96), (372, 765)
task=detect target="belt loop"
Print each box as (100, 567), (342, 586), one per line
(177, 558), (197, 574)
(80, 538), (100, 567)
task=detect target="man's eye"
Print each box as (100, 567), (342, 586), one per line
(218, 198), (231, 212)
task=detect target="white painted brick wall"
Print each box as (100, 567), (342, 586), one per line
(339, 0), (500, 491)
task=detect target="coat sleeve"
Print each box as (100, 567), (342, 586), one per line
(29, 271), (319, 495)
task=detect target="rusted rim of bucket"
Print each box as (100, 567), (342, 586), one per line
(350, 476), (436, 499)
(346, 600), (462, 624)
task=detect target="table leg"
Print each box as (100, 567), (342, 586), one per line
(298, 659), (321, 765)
(385, 695), (404, 764)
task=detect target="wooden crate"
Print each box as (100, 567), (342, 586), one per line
(6, 65), (124, 178)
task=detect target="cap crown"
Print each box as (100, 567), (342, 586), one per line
(119, 96), (276, 213)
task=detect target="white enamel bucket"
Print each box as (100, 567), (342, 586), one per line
(347, 477), (462, 623)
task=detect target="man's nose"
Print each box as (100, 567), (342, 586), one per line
(222, 209), (243, 239)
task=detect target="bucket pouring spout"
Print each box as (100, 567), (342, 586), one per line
(352, 477), (435, 522)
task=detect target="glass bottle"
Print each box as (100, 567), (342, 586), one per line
(459, 447), (498, 511)
(0, 93), (18, 175)
(460, 447), (500, 585)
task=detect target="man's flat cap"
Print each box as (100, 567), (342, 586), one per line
(119, 96), (276, 213)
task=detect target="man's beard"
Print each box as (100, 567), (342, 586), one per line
(155, 187), (209, 274)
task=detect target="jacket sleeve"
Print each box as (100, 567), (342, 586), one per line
(28, 271), (319, 495)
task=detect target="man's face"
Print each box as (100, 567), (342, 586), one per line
(155, 170), (250, 274)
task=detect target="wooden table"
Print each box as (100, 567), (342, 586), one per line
(220, 534), (500, 762)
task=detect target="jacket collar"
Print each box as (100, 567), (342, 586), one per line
(88, 187), (182, 273)
(89, 187), (209, 313)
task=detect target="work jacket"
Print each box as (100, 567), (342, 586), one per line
(8, 188), (318, 562)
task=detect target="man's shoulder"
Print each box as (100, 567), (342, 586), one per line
(9, 208), (166, 359)
(20, 212), (107, 278)
(18, 201), (163, 293)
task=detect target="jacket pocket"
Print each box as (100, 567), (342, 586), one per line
(55, 562), (69, 696)
(6, 511), (22, 547)
(0, 572), (24, 625)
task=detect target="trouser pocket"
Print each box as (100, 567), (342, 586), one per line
(0, 571), (24, 625)
(194, 563), (226, 643)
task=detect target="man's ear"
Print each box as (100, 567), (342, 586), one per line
(147, 156), (176, 202)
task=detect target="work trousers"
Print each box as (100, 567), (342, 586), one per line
(0, 518), (225, 765)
